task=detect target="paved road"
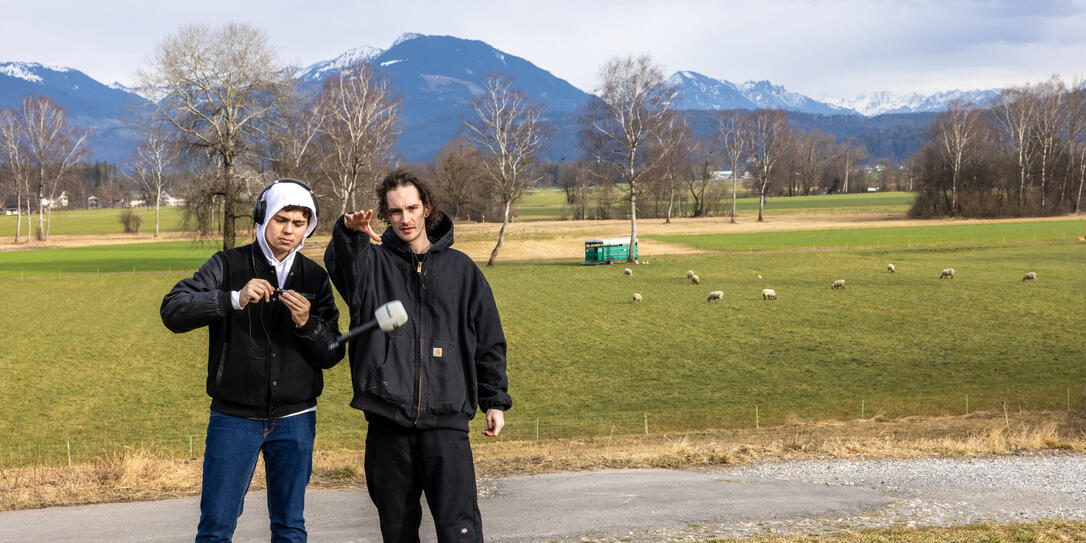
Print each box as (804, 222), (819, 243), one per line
(2, 455), (1083, 542)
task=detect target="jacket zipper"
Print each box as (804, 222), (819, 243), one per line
(413, 256), (424, 425)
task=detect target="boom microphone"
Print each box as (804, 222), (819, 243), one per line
(329, 300), (408, 350)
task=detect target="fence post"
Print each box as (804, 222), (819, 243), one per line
(189, 435), (194, 459)
(643, 412), (648, 435)
(965, 394), (969, 415)
(67, 440), (72, 467)
(1068, 388), (1072, 411)
(535, 417), (540, 442)
(755, 405), (759, 429)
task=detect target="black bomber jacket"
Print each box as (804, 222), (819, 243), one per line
(160, 243), (345, 419)
(324, 213), (512, 431)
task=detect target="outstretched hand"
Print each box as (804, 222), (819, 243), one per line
(344, 210), (382, 243)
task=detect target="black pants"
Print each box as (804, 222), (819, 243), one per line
(364, 418), (483, 543)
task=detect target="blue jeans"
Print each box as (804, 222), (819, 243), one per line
(196, 410), (316, 543)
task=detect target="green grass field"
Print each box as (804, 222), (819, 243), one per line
(647, 219), (1086, 252)
(1, 217), (1084, 465)
(515, 189), (915, 221)
(0, 206), (186, 236)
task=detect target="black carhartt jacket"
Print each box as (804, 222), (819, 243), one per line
(324, 213), (512, 431)
(160, 243), (344, 419)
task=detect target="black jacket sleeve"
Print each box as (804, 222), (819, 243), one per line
(293, 270), (345, 369)
(324, 215), (372, 325)
(160, 253), (232, 333)
(471, 268), (512, 412)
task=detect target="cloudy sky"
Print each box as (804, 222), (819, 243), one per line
(2, 0), (1084, 99)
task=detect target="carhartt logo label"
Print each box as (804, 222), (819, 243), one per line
(433, 347), (443, 357)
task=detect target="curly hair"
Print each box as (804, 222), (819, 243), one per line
(375, 168), (442, 231)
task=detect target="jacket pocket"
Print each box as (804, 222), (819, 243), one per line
(214, 342), (229, 386)
(364, 333), (416, 407)
(424, 337), (466, 413)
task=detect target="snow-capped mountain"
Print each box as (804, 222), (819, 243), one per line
(739, 80), (856, 115)
(667, 71), (756, 110)
(824, 89), (1001, 116)
(294, 33), (591, 159)
(669, 71), (856, 115)
(293, 45), (384, 83)
(0, 61), (148, 161)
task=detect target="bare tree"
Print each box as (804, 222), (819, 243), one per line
(747, 109), (794, 221)
(314, 60), (400, 216)
(647, 113), (690, 222)
(683, 133), (717, 218)
(465, 73), (548, 267)
(717, 110), (751, 223)
(1058, 83), (1085, 209)
(18, 96), (88, 241)
(1075, 137), (1086, 213)
(0, 106), (32, 242)
(266, 88), (324, 178)
(794, 129), (835, 196)
(431, 133), (485, 220)
(136, 22), (289, 250)
(931, 100), (982, 215)
(580, 55), (676, 262)
(127, 124), (174, 237)
(1032, 79), (1065, 209)
(835, 139), (868, 194)
(992, 86), (1038, 206)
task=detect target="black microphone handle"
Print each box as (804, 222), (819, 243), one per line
(328, 319), (380, 350)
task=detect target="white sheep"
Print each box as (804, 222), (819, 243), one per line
(686, 270), (695, 279)
(940, 268), (955, 279)
(690, 274), (701, 285)
(831, 279), (845, 289)
(887, 263), (895, 273)
(762, 288), (776, 300)
(1022, 271), (1036, 281)
(624, 267), (633, 276)
(706, 290), (724, 302)
(632, 293), (642, 303)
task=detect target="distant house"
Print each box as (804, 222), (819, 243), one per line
(711, 170), (734, 180)
(87, 195), (100, 208)
(41, 191), (70, 209)
(126, 193), (146, 208)
(162, 192), (185, 207)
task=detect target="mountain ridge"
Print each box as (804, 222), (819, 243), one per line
(0, 34), (1003, 163)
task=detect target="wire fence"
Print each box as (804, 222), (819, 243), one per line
(3, 386), (1081, 469)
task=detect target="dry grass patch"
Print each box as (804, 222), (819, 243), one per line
(4, 410), (1082, 512)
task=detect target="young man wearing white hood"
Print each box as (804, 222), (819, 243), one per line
(161, 179), (345, 542)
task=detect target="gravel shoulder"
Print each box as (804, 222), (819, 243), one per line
(2, 453), (1083, 542)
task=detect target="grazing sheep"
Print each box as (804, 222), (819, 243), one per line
(887, 263), (895, 273)
(632, 293), (642, 303)
(690, 274), (701, 285)
(624, 267), (633, 276)
(706, 290), (724, 302)
(762, 288), (777, 300)
(1022, 271), (1036, 281)
(940, 268), (955, 279)
(831, 279), (846, 289)
(686, 270), (695, 279)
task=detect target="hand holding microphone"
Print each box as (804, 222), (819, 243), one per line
(329, 300), (408, 350)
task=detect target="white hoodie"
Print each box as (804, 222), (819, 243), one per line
(231, 181), (318, 309)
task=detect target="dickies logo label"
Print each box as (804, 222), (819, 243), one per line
(432, 347), (443, 357)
